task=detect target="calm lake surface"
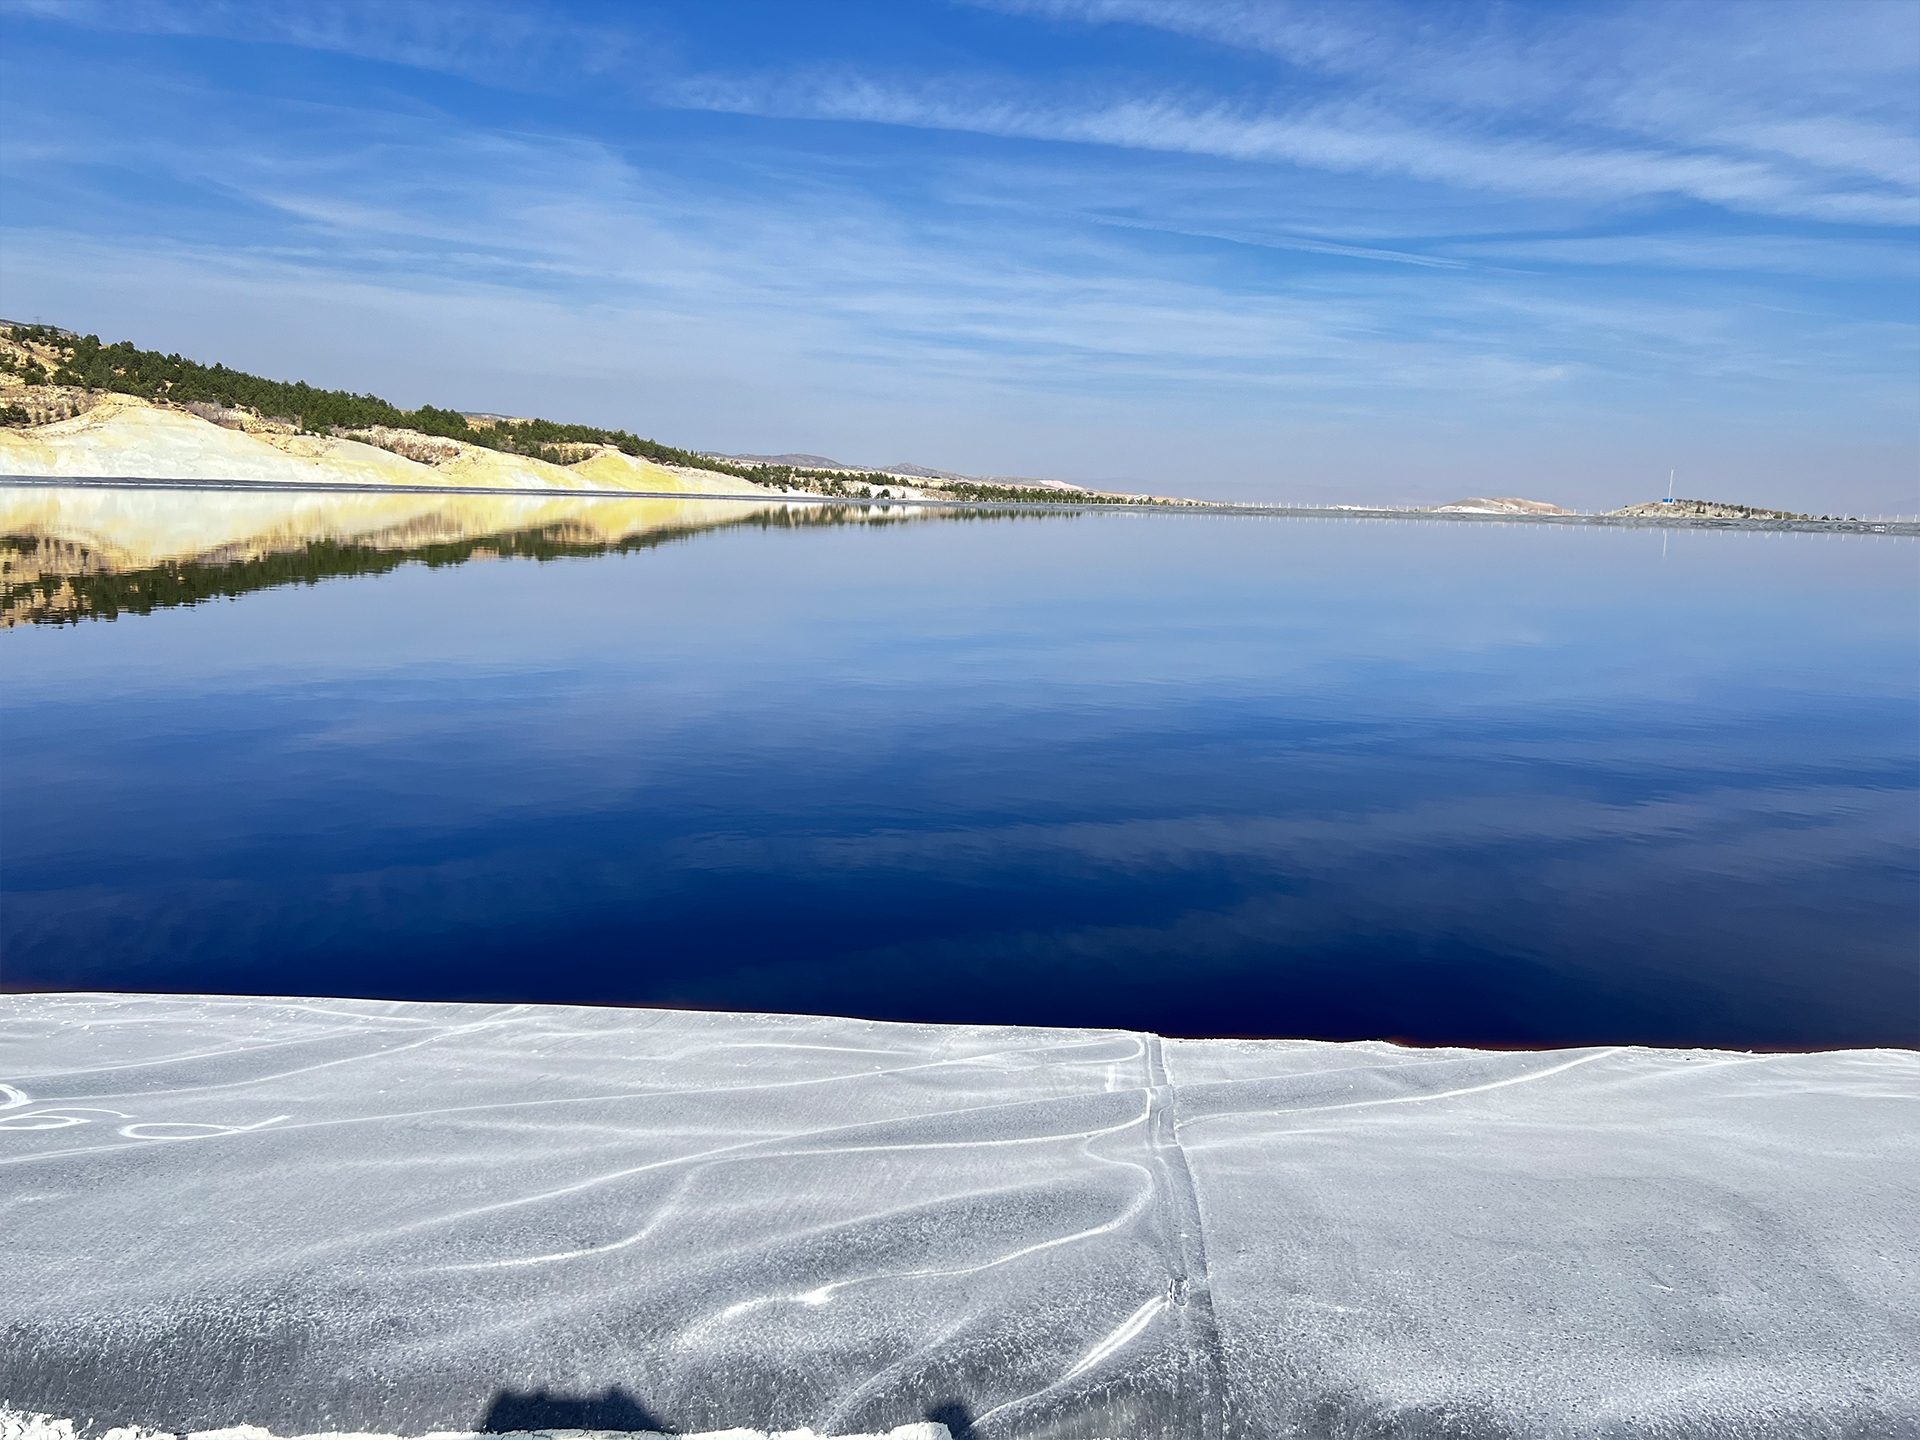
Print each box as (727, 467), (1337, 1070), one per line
(3, 488), (1914, 1048)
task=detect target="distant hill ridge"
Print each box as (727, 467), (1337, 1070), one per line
(711, 452), (854, 470)
(707, 452), (1092, 491)
(1607, 497), (1836, 521)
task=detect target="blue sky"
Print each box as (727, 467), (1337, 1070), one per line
(1, 0), (1914, 510)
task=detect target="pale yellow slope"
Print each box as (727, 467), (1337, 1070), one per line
(0, 396), (667, 494)
(569, 448), (769, 494)
(0, 396), (442, 486)
(434, 447), (603, 491)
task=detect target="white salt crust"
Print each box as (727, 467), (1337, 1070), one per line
(3, 996), (1913, 1438)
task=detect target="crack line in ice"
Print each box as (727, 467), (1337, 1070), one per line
(648, 1038), (1131, 1062)
(261, 1000), (536, 1027)
(329, 1082), (1157, 1245)
(1175, 1051), (1555, 1090)
(969, 1294), (1171, 1431)
(0, 1108), (131, 1131)
(1180, 1046), (1632, 1127)
(823, 1281), (1059, 1435)
(0, 1085), (30, 1111)
(118, 1115), (289, 1140)
(436, 1094), (1156, 1271)
(1, 1033), (416, 1082)
(698, 1188), (1155, 1328)
(9, 1033), (1147, 1166)
(36, 1014), (532, 1102)
(1059, 1294), (1169, 1382)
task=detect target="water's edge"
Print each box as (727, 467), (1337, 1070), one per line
(5, 477), (1912, 534)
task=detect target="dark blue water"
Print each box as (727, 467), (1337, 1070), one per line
(3, 496), (1914, 1047)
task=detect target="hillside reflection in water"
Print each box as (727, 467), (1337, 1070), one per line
(3, 485), (1914, 1049)
(0, 485), (952, 627)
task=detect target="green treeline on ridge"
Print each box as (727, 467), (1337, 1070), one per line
(1, 324), (754, 477)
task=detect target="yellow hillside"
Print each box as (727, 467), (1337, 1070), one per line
(0, 395), (428, 486)
(0, 394), (760, 495)
(569, 448), (766, 494)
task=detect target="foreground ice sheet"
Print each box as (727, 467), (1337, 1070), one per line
(0, 996), (1913, 1439)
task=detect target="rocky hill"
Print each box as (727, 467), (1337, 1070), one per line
(1607, 497), (1844, 521)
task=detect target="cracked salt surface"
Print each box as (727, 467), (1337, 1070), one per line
(1, 995), (1914, 1438)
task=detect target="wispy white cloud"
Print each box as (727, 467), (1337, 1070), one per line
(19, 0), (1914, 225)
(1080, 215), (1467, 267)
(0, 0), (652, 87)
(1449, 234), (1920, 280)
(990, 0), (1920, 139)
(947, 0), (1920, 222)
(7, 97), (1900, 412)
(660, 75), (1915, 226)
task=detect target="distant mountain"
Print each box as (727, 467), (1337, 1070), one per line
(872, 461), (972, 481)
(706, 452), (858, 470)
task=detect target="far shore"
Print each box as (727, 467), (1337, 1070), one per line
(4, 473), (1914, 536)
